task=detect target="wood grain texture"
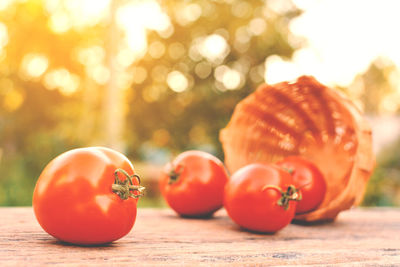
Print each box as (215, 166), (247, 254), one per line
(0, 207), (399, 266)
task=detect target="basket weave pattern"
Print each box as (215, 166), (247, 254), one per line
(220, 76), (374, 222)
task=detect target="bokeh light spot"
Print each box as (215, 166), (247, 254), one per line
(151, 65), (169, 83)
(132, 66), (147, 84)
(248, 18), (267, 36)
(142, 85), (165, 102)
(77, 46), (105, 67)
(91, 65), (110, 85)
(168, 42), (185, 60)
(48, 11), (70, 33)
(175, 3), (202, 26)
(43, 68), (80, 96)
(20, 54), (49, 79)
(148, 41), (166, 59)
(222, 68), (242, 90)
(152, 128), (170, 146)
(214, 65), (242, 90)
(231, 1), (252, 18)
(117, 48), (136, 68)
(167, 71), (188, 93)
(195, 61), (212, 79)
(3, 89), (24, 112)
(199, 34), (230, 63)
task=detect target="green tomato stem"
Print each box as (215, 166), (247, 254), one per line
(168, 164), (184, 184)
(112, 168), (145, 200)
(262, 184), (302, 210)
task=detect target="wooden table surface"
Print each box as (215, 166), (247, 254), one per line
(1, 207), (399, 266)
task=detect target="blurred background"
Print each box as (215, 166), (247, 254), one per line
(0, 0), (399, 207)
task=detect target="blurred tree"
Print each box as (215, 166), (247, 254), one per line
(125, 0), (301, 161)
(363, 136), (400, 206)
(350, 58), (400, 206)
(347, 57), (400, 115)
(0, 0), (104, 205)
(0, 0), (302, 205)
(3, 0), (399, 208)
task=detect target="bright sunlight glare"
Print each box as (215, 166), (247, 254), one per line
(45, 0), (111, 33)
(265, 0), (400, 87)
(0, 0), (14, 11)
(117, 1), (171, 59)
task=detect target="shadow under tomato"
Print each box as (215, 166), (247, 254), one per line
(161, 211), (217, 220)
(223, 222), (277, 236)
(51, 240), (118, 248)
(179, 213), (215, 220)
(291, 218), (335, 226)
(238, 227), (277, 235)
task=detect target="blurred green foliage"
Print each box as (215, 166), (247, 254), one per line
(0, 0), (301, 206)
(0, 0), (399, 207)
(362, 136), (400, 206)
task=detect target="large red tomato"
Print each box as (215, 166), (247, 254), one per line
(224, 163), (300, 233)
(159, 150), (229, 217)
(277, 156), (326, 214)
(33, 147), (144, 245)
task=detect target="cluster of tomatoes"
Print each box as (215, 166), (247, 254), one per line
(32, 147), (326, 245)
(160, 150), (326, 233)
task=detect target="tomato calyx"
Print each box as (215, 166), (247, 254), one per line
(112, 168), (145, 200)
(262, 185), (302, 210)
(280, 166), (294, 175)
(168, 164), (184, 185)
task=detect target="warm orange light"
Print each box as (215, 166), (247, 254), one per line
(20, 54), (49, 79)
(43, 68), (80, 96)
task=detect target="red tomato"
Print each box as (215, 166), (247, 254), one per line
(224, 163), (300, 233)
(159, 150), (229, 217)
(277, 156), (326, 214)
(33, 147), (144, 245)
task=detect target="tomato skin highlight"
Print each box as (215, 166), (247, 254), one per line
(33, 147), (140, 245)
(159, 150), (229, 217)
(224, 163), (297, 233)
(277, 156), (327, 214)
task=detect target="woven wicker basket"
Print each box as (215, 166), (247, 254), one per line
(220, 76), (375, 222)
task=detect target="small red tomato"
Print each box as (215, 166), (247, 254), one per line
(33, 147), (144, 245)
(224, 163), (300, 233)
(159, 150), (229, 217)
(277, 156), (326, 214)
